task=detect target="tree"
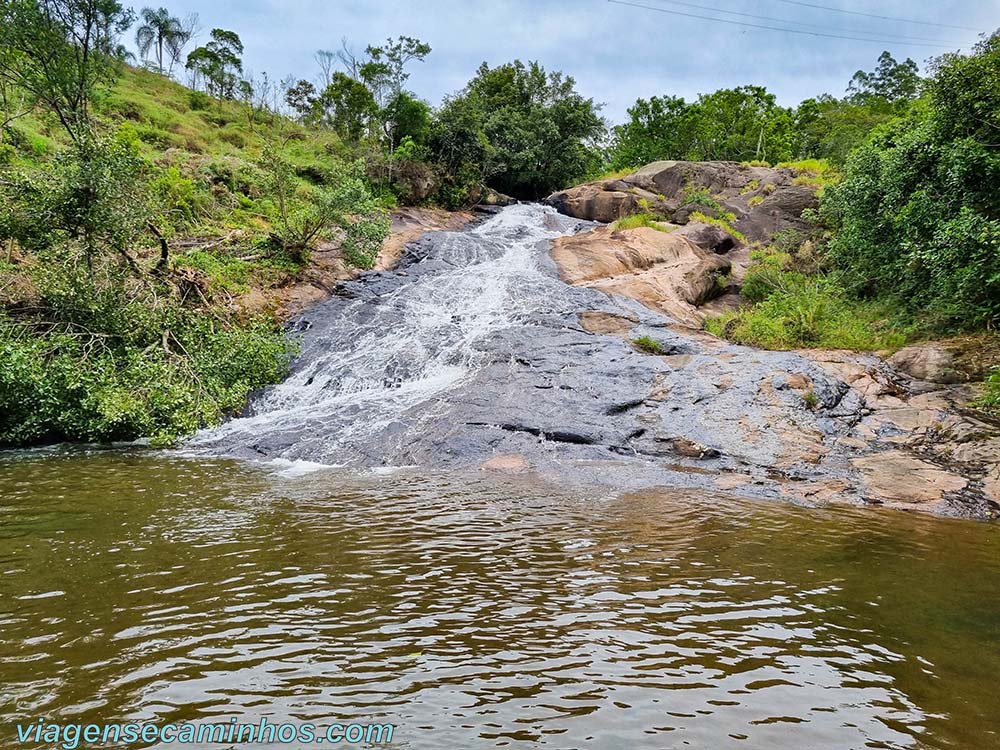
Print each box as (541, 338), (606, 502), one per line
(134, 6), (182, 73)
(285, 78), (319, 123)
(164, 12), (199, 77)
(0, 0), (134, 143)
(359, 36), (431, 109)
(685, 86), (795, 163)
(318, 72), (377, 142)
(314, 49), (336, 87)
(433, 60), (605, 199)
(185, 28), (243, 99)
(610, 95), (692, 168)
(823, 31), (1000, 328)
(847, 51), (921, 106)
(258, 142), (389, 267)
(383, 91), (431, 150)
(609, 86), (796, 167)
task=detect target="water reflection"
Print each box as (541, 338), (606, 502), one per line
(1, 451), (998, 748)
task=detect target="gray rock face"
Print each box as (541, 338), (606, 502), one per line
(544, 160), (819, 242)
(189, 205), (1000, 519)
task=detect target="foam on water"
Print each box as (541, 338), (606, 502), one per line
(188, 204), (583, 460)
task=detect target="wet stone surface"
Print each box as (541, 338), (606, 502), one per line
(188, 205), (1000, 519)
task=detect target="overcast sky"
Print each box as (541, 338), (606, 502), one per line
(135, 0), (999, 122)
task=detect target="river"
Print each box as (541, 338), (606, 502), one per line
(2, 206), (999, 749)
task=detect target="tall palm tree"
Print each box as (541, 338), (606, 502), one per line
(135, 7), (182, 73)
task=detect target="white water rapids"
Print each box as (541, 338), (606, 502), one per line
(188, 204), (587, 462)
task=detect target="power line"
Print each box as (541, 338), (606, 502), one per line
(607, 0), (965, 48)
(644, 0), (961, 45)
(769, 0), (980, 32)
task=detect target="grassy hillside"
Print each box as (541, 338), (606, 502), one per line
(0, 67), (391, 446)
(4, 67), (366, 291)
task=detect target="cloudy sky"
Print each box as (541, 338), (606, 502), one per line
(135, 0), (998, 122)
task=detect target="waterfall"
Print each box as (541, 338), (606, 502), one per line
(188, 204), (586, 463)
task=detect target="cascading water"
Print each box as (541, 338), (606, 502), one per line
(189, 204), (591, 464)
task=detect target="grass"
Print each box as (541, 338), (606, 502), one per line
(775, 159), (841, 192)
(632, 335), (666, 354)
(975, 367), (1000, 415)
(705, 271), (908, 351)
(613, 212), (674, 232)
(4, 67), (357, 243)
(689, 211), (747, 244)
(802, 391), (820, 409)
(591, 166), (639, 182)
(705, 238), (910, 351)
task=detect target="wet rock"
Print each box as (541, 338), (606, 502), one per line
(192, 204), (1000, 521)
(481, 454), (530, 472)
(655, 436), (722, 460)
(578, 310), (639, 335)
(852, 451), (969, 508)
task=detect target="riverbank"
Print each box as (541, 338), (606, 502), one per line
(542, 162), (1000, 517)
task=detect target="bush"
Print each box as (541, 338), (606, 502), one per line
(0, 266), (294, 446)
(976, 368), (1000, 415)
(706, 272), (906, 351)
(821, 33), (1000, 329)
(151, 166), (207, 227)
(258, 145), (389, 267)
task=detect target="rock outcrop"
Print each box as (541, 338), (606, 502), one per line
(545, 160), (818, 242)
(552, 222), (739, 327)
(545, 161), (819, 325)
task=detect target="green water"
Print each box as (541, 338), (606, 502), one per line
(1, 450), (999, 749)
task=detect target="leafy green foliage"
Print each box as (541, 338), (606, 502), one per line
(0, 0), (134, 142)
(976, 368), (1000, 415)
(706, 274), (906, 351)
(0, 131), (150, 261)
(0, 266), (294, 446)
(610, 52), (924, 170)
(186, 29), (244, 100)
(707, 238), (906, 351)
(430, 60), (605, 200)
(609, 86), (796, 168)
(822, 32), (1000, 329)
(258, 143), (389, 268)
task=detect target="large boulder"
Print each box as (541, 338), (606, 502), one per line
(551, 222), (736, 327)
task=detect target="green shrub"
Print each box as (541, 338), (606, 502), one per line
(975, 368), (1000, 415)
(632, 335), (665, 354)
(187, 90), (212, 110)
(821, 33), (1000, 329)
(151, 166), (207, 227)
(707, 273), (906, 351)
(219, 129), (247, 148)
(680, 186), (724, 212)
(0, 268), (294, 447)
